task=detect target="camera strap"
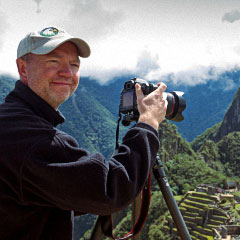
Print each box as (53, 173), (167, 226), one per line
(90, 173), (152, 240)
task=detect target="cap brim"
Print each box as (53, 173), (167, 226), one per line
(31, 37), (91, 58)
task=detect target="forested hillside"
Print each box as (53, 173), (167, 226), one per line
(59, 86), (118, 158)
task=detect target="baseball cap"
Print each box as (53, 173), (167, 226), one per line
(17, 26), (91, 58)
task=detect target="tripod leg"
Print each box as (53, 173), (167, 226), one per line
(152, 155), (191, 240)
(89, 216), (104, 240)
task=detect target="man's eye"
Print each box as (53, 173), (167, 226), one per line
(47, 59), (58, 63)
(71, 63), (80, 68)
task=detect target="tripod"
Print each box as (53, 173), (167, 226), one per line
(90, 153), (191, 240)
(152, 154), (191, 239)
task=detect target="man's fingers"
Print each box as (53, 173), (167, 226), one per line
(156, 82), (167, 95)
(146, 82), (167, 101)
(135, 83), (144, 101)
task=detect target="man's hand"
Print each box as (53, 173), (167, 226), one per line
(136, 82), (168, 130)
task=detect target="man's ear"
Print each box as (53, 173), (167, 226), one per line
(16, 58), (28, 85)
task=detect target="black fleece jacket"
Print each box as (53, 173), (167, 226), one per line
(0, 80), (160, 240)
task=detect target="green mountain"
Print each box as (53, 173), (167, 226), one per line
(216, 88), (240, 141)
(193, 87), (240, 177)
(59, 86), (118, 158)
(0, 75), (16, 102)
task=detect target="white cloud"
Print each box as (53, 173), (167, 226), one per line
(145, 65), (239, 87)
(83, 67), (130, 85)
(135, 50), (160, 77)
(223, 78), (236, 90)
(59, 0), (124, 40)
(222, 9), (240, 23)
(82, 49), (161, 84)
(0, 10), (7, 49)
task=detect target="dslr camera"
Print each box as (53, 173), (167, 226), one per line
(119, 78), (186, 126)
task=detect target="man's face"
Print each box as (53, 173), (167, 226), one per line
(22, 42), (80, 109)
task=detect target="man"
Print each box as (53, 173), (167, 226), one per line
(0, 26), (167, 240)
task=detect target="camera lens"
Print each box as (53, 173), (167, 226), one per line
(166, 91), (186, 122)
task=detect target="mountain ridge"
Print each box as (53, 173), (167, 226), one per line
(216, 87), (240, 141)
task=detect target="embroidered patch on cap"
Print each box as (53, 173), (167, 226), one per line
(40, 27), (59, 37)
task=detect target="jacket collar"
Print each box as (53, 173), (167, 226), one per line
(5, 80), (65, 127)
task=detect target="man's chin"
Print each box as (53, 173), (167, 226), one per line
(50, 93), (71, 108)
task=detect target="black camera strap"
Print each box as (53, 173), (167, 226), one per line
(90, 174), (152, 240)
(115, 111), (122, 151)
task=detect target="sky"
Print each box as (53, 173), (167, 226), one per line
(1, 0), (240, 86)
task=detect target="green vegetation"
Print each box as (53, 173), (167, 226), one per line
(59, 90), (119, 158)
(164, 153), (225, 195)
(0, 75), (16, 102)
(191, 122), (221, 151)
(217, 132), (240, 176)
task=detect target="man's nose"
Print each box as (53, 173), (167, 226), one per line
(58, 64), (73, 77)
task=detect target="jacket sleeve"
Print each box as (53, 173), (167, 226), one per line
(21, 122), (159, 215)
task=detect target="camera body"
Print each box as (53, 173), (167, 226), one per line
(119, 78), (186, 126)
